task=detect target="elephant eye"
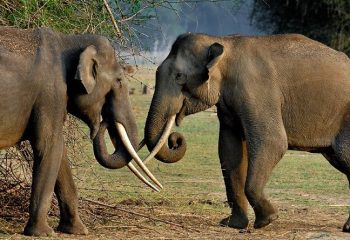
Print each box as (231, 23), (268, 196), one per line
(175, 73), (182, 80)
(175, 72), (186, 85)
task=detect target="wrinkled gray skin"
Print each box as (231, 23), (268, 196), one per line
(0, 27), (138, 236)
(145, 33), (350, 232)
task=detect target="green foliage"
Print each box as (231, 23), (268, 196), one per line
(0, 0), (114, 34)
(128, 0), (143, 12)
(252, 0), (350, 54)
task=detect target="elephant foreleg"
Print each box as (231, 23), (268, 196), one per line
(244, 120), (288, 229)
(24, 135), (64, 236)
(218, 124), (249, 229)
(55, 146), (88, 235)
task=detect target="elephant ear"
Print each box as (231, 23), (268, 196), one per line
(75, 45), (98, 94)
(206, 42), (224, 71)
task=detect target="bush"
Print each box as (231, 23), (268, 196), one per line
(0, 0), (113, 34)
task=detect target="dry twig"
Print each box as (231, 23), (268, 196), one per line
(103, 0), (122, 39)
(82, 197), (201, 233)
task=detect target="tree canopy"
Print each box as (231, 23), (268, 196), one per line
(252, 0), (350, 54)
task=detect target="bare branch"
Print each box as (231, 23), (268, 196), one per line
(103, 0), (122, 39)
(82, 197), (201, 233)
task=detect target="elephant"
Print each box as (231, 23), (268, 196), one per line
(143, 32), (350, 232)
(0, 27), (162, 236)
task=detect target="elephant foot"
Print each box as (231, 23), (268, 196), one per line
(219, 212), (249, 229)
(57, 218), (88, 235)
(342, 218), (350, 232)
(24, 221), (55, 236)
(253, 206), (278, 229)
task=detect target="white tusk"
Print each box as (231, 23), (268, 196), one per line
(116, 123), (163, 189)
(143, 115), (176, 164)
(127, 162), (160, 192)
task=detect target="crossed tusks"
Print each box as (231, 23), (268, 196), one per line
(116, 115), (176, 192)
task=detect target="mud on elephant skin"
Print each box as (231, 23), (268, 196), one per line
(0, 27), (160, 236)
(144, 32), (350, 232)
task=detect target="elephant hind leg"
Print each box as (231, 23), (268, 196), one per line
(342, 175), (350, 233)
(323, 117), (350, 233)
(323, 133), (350, 232)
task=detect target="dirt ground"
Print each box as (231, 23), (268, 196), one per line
(69, 205), (350, 240)
(1, 199), (349, 240)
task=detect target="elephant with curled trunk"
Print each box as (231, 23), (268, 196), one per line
(0, 27), (161, 236)
(144, 33), (350, 232)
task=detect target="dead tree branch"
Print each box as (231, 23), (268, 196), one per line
(82, 197), (201, 233)
(103, 0), (122, 39)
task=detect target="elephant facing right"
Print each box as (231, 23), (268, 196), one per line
(142, 33), (350, 232)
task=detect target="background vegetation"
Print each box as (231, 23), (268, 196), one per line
(0, 0), (112, 33)
(2, 1), (349, 55)
(252, 0), (350, 55)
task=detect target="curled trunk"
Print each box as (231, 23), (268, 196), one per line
(93, 120), (163, 191)
(144, 99), (187, 163)
(93, 121), (134, 169)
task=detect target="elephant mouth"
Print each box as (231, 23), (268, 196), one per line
(176, 93), (212, 126)
(175, 101), (187, 126)
(175, 91), (192, 126)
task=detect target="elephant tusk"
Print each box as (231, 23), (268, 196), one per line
(143, 115), (176, 164)
(116, 122), (163, 190)
(127, 162), (160, 192)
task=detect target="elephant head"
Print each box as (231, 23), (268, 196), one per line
(68, 38), (161, 190)
(145, 33), (225, 163)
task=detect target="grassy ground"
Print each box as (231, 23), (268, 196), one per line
(1, 66), (350, 239)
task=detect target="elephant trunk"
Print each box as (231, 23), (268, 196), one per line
(144, 97), (187, 163)
(92, 121), (133, 169)
(92, 83), (140, 169)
